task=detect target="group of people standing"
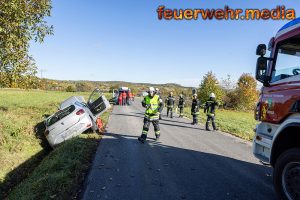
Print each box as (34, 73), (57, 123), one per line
(164, 92), (185, 119)
(138, 87), (219, 143)
(118, 90), (134, 106)
(191, 93), (219, 131)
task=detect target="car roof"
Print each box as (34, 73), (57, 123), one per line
(60, 96), (85, 109)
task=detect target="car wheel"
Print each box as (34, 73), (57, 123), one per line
(274, 148), (300, 200)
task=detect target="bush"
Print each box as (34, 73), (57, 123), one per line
(229, 73), (258, 111)
(65, 85), (76, 92)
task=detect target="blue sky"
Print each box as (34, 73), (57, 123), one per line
(29, 0), (299, 87)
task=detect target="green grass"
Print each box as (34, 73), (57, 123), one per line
(183, 107), (257, 141)
(0, 89), (111, 199)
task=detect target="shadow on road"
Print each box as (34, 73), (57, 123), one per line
(83, 132), (276, 200)
(130, 111), (194, 125)
(113, 113), (207, 131)
(160, 122), (205, 131)
(160, 117), (194, 125)
(130, 112), (144, 116)
(112, 113), (144, 119)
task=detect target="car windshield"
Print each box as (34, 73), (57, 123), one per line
(271, 39), (300, 83)
(46, 105), (75, 127)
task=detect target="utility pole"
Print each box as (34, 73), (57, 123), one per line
(39, 69), (47, 90)
(40, 69), (47, 79)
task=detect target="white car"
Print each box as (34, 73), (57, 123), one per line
(45, 89), (111, 147)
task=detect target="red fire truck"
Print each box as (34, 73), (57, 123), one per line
(253, 17), (300, 199)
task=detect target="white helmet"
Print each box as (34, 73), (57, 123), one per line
(210, 93), (216, 98)
(149, 87), (155, 93)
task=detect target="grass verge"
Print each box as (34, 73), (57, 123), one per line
(0, 89), (111, 199)
(183, 107), (257, 141)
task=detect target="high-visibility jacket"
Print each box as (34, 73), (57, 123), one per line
(143, 95), (163, 120)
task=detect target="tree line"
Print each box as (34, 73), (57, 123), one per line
(197, 71), (258, 111)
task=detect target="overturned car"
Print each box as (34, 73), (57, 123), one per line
(44, 89), (111, 147)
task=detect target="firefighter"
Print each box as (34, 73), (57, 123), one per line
(178, 94), (185, 118)
(204, 93), (219, 131)
(191, 94), (200, 125)
(127, 89), (133, 105)
(138, 87), (164, 143)
(118, 93), (122, 105)
(155, 88), (163, 120)
(165, 92), (175, 118)
(122, 91), (127, 106)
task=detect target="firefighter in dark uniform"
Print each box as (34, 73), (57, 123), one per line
(155, 88), (163, 120)
(204, 93), (219, 131)
(138, 87), (164, 143)
(165, 92), (175, 118)
(178, 94), (185, 118)
(191, 94), (200, 125)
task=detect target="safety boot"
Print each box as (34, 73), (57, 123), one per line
(138, 134), (147, 143)
(212, 122), (218, 131)
(206, 122), (211, 131)
(155, 134), (160, 141)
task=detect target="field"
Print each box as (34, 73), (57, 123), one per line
(0, 89), (111, 199)
(183, 107), (257, 141)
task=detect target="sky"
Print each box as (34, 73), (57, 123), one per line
(29, 0), (299, 87)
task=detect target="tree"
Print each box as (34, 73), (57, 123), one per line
(0, 0), (53, 88)
(235, 73), (258, 111)
(221, 75), (235, 92)
(221, 75), (236, 108)
(65, 85), (76, 92)
(198, 71), (224, 104)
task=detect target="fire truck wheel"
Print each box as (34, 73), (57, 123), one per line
(274, 148), (300, 200)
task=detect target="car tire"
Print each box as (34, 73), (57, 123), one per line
(273, 148), (300, 200)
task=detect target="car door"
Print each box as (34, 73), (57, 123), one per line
(87, 89), (111, 118)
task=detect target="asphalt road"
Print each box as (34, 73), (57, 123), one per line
(82, 100), (276, 200)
